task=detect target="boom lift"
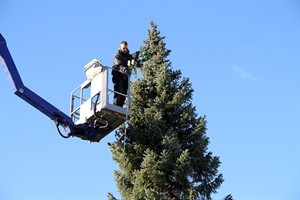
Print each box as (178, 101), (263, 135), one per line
(0, 33), (130, 142)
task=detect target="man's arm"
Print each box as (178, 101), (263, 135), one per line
(113, 54), (128, 74)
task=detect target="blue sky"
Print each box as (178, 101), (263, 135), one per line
(0, 1), (299, 199)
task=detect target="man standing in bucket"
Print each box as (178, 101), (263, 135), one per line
(112, 41), (133, 107)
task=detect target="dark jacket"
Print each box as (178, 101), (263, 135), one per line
(112, 49), (133, 82)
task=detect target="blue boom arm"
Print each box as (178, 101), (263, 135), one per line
(0, 33), (107, 142)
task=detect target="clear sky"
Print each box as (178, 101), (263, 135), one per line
(0, 1), (299, 200)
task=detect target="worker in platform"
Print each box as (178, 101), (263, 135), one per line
(112, 41), (133, 107)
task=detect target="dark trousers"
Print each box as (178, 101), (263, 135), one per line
(113, 76), (128, 107)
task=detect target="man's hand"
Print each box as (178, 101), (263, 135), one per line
(120, 66), (131, 75)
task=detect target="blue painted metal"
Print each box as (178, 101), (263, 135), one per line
(0, 33), (109, 142)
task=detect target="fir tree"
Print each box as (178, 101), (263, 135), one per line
(109, 21), (224, 200)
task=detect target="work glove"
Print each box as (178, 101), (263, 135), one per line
(127, 59), (136, 67)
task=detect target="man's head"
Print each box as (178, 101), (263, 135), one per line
(120, 41), (128, 53)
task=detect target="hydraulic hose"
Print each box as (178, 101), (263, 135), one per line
(55, 121), (71, 139)
(93, 92), (109, 129)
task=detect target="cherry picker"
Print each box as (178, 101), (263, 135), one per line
(0, 33), (130, 142)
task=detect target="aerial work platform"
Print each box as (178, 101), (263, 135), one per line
(70, 59), (130, 136)
(0, 33), (130, 142)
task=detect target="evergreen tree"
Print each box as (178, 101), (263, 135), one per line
(109, 21), (223, 200)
